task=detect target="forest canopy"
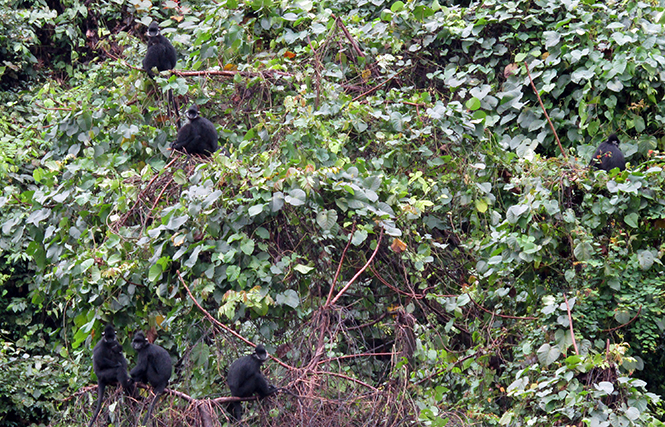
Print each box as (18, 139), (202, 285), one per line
(1, 0), (665, 426)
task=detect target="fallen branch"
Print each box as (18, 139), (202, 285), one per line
(332, 14), (366, 59)
(351, 69), (406, 103)
(369, 265), (426, 300)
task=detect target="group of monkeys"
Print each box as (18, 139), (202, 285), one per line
(143, 21), (220, 157)
(88, 18), (626, 426)
(90, 324), (277, 426)
(144, 19), (628, 170)
(88, 23), (280, 425)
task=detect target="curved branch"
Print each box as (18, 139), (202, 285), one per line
(469, 295), (537, 320)
(524, 61), (567, 159)
(176, 270), (295, 371)
(325, 222), (356, 305)
(328, 229), (384, 306)
(602, 306), (642, 332)
(563, 293), (579, 355)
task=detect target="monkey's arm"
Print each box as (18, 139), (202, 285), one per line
(171, 126), (197, 151)
(130, 356), (148, 379)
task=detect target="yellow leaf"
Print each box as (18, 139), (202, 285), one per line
(391, 238), (407, 253)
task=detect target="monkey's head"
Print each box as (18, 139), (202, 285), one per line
(103, 324), (116, 342)
(132, 331), (149, 351)
(147, 21), (161, 38)
(253, 344), (269, 362)
(607, 134), (620, 146)
(186, 105), (200, 121)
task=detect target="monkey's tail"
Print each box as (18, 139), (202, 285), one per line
(167, 89), (181, 130)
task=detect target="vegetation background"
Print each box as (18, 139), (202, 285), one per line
(1, 0), (665, 425)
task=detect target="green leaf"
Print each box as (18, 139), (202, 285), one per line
(270, 192), (285, 212)
(573, 241), (593, 261)
(248, 204), (265, 217)
(390, 1), (404, 12)
(475, 198), (488, 213)
(240, 239), (255, 255)
(624, 212), (638, 228)
(637, 250), (655, 270)
(606, 79), (624, 92)
(285, 188), (306, 206)
(595, 381), (614, 395)
(148, 264), (163, 282)
(276, 289), (300, 308)
(543, 31), (561, 48)
(537, 343), (561, 366)
(316, 209), (338, 231)
(465, 97), (481, 111)
(294, 264), (314, 274)
(352, 229), (368, 246)
(226, 265), (241, 282)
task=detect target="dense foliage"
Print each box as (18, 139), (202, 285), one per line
(1, 0), (665, 425)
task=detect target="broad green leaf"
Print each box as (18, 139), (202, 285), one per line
(148, 264), (163, 282)
(276, 289), (300, 308)
(248, 204), (265, 217)
(537, 343), (561, 366)
(294, 264), (314, 274)
(475, 198), (488, 213)
(637, 250), (655, 270)
(285, 188), (306, 206)
(351, 229), (368, 245)
(465, 97), (481, 111)
(595, 381), (614, 395)
(316, 209), (338, 231)
(624, 212), (638, 228)
(573, 241), (593, 261)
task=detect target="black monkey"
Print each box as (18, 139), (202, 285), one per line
(89, 324), (133, 427)
(142, 21), (177, 78)
(130, 331), (172, 426)
(169, 104), (219, 157)
(226, 344), (278, 420)
(590, 134), (626, 172)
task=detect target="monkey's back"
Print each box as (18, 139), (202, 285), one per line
(227, 355), (262, 397)
(143, 35), (177, 76)
(172, 117), (218, 156)
(591, 142), (625, 171)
